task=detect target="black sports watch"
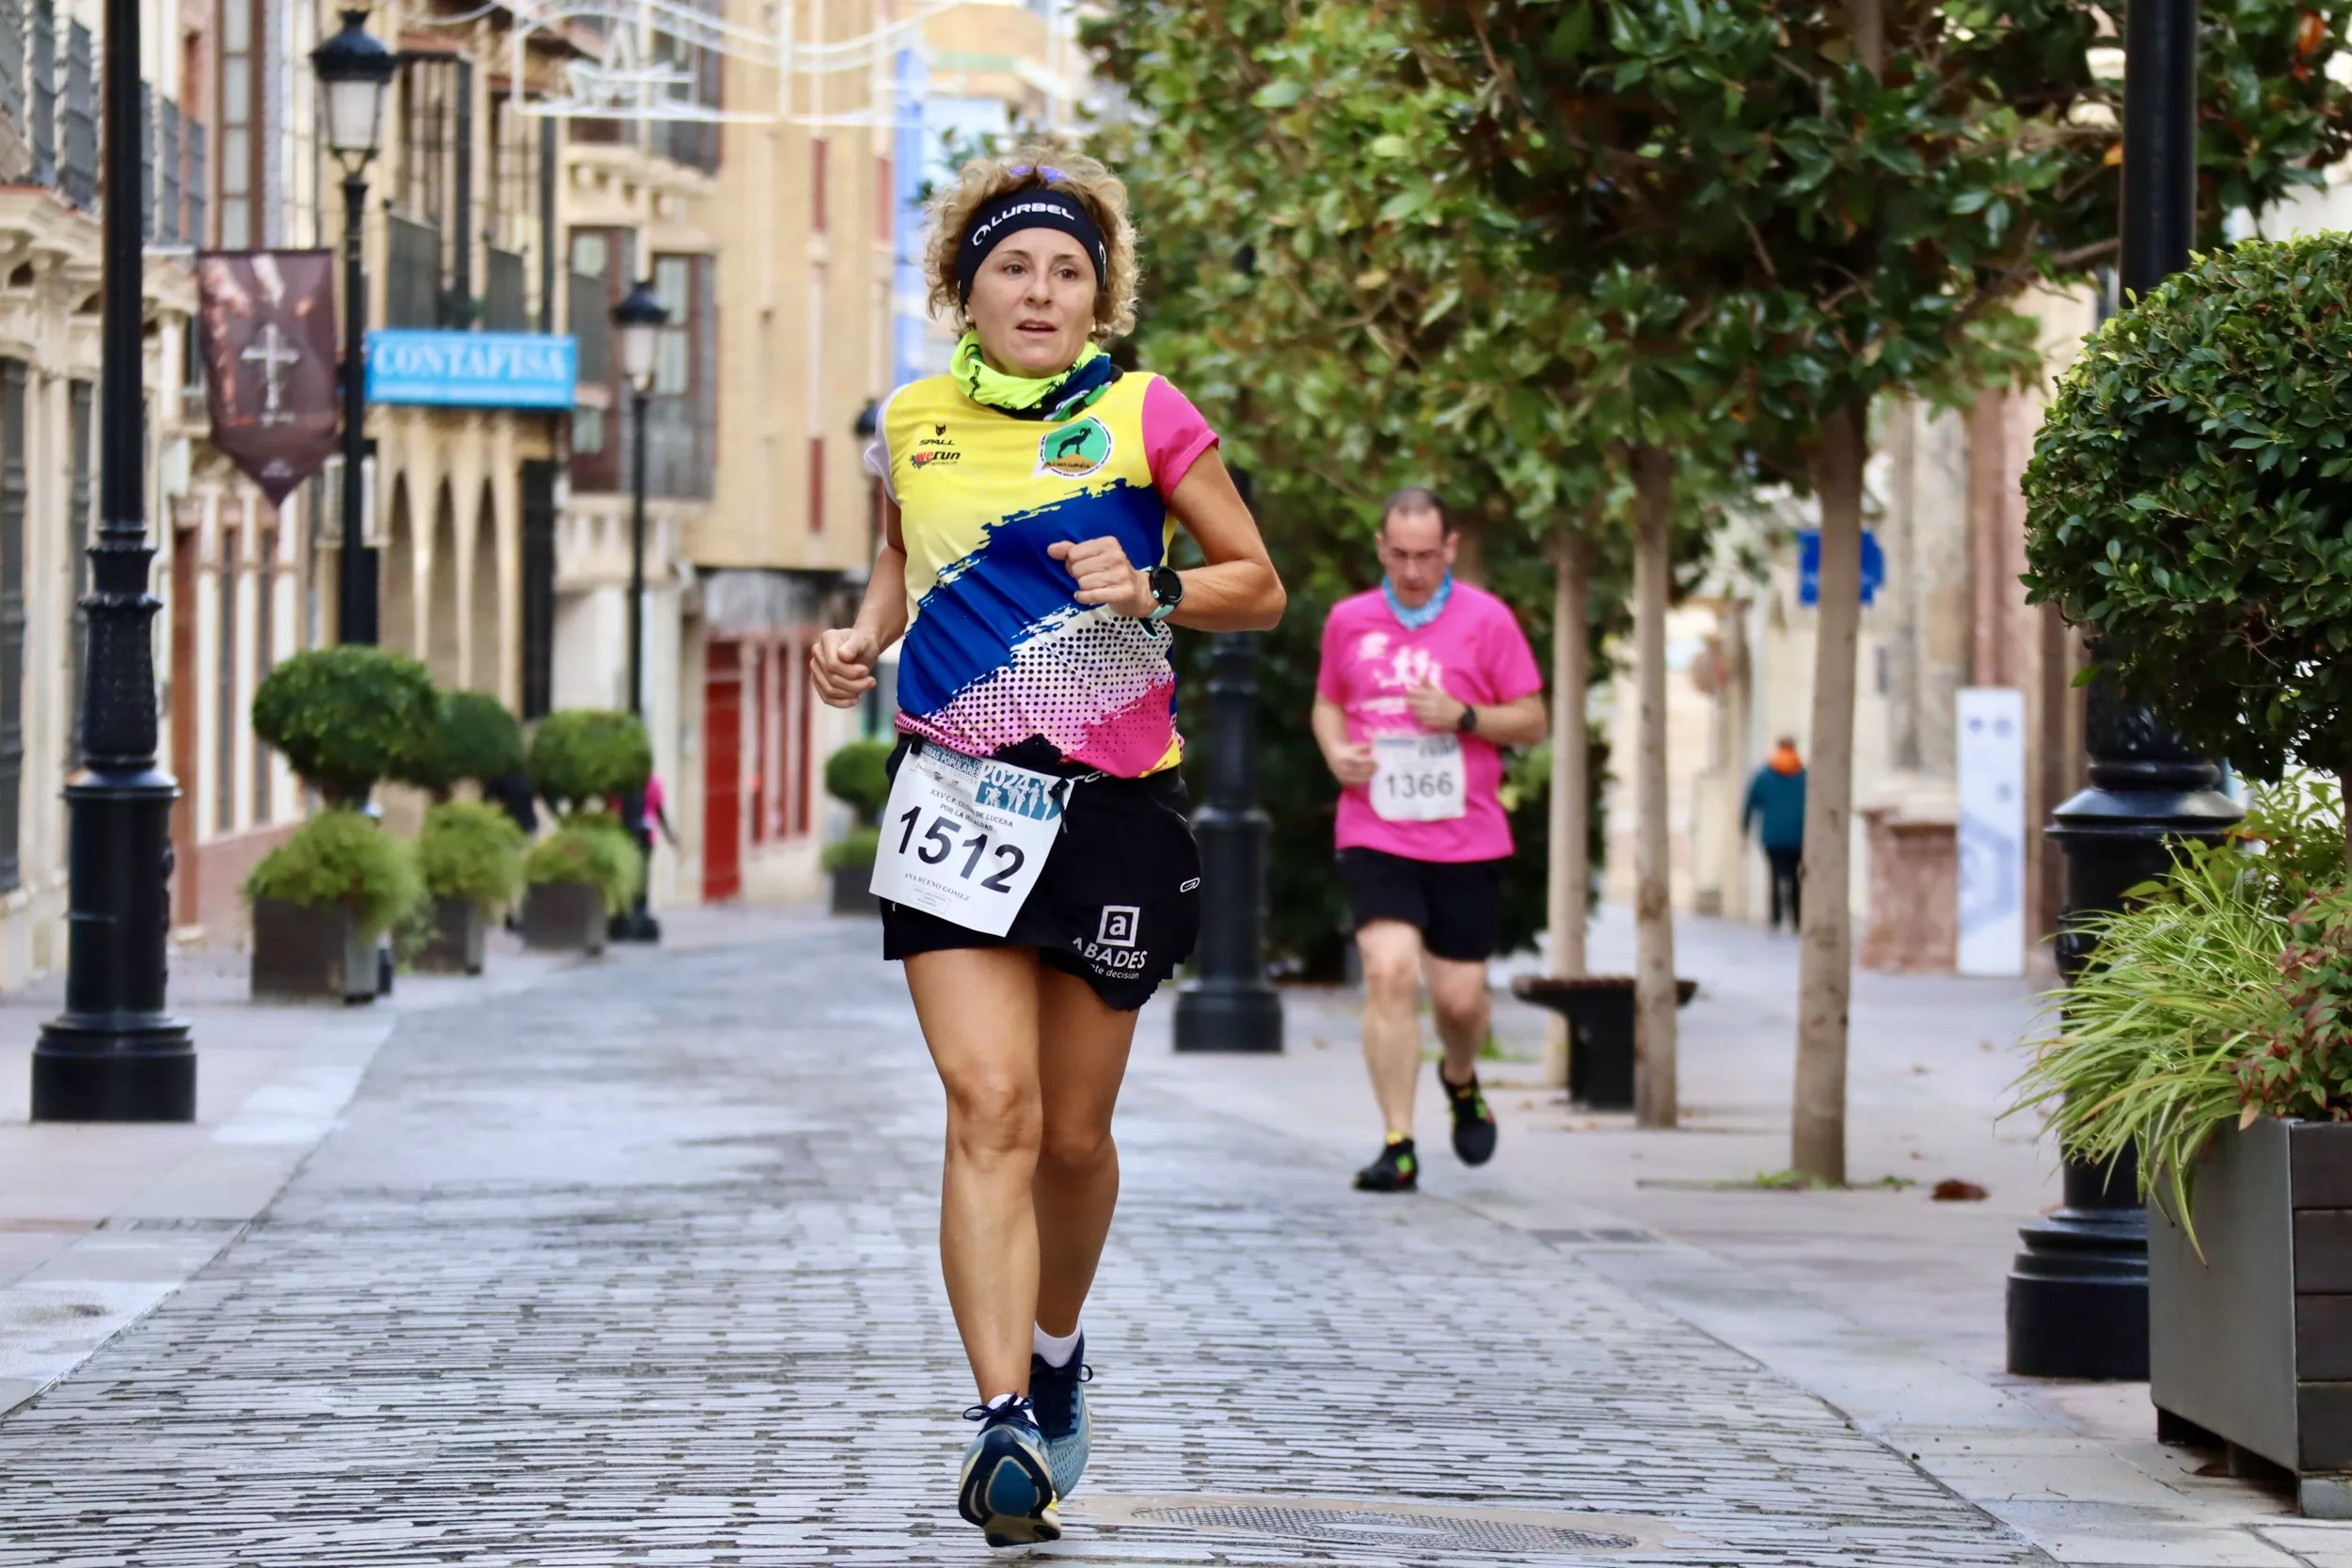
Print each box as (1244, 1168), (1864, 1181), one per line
(1146, 564), (1184, 623)
(1456, 703), (1479, 735)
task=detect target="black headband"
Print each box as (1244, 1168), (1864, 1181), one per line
(956, 188), (1109, 304)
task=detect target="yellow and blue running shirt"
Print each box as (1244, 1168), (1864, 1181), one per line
(864, 371), (1219, 779)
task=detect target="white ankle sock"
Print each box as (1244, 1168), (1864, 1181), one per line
(1033, 1323), (1082, 1368)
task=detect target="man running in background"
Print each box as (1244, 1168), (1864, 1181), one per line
(1312, 488), (1548, 1193)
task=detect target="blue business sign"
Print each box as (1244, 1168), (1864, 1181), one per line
(366, 329), (578, 410)
(1797, 528), (1885, 608)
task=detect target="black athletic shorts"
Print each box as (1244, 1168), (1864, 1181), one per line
(1338, 847), (1506, 963)
(879, 737), (1203, 1011)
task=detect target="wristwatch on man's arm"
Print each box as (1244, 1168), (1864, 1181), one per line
(1456, 701), (1479, 735)
(1146, 564), (1184, 623)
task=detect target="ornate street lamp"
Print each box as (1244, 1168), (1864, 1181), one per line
(312, 8), (396, 646)
(30, 0), (195, 1118)
(2007, 0), (2241, 1381)
(612, 278), (667, 942)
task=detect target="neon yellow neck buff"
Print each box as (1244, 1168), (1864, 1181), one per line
(951, 331), (1119, 421)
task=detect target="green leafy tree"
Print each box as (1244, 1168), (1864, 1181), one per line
(250, 647), (439, 807)
(1412, 0), (2352, 1180)
(416, 800), (527, 911)
(2024, 235), (2352, 814)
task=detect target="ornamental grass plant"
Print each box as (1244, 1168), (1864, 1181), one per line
(244, 809), (422, 939)
(416, 800), (527, 911)
(2011, 777), (2352, 1249)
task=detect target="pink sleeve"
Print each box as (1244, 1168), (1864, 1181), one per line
(1488, 602), (1545, 704)
(1315, 604), (1349, 705)
(1142, 376), (1219, 499)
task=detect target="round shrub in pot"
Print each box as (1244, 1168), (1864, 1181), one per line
(412, 800), (526, 974)
(821, 737), (894, 916)
(400, 691), (529, 801)
(245, 809), (422, 1002)
(527, 709), (654, 816)
(249, 646), (438, 807)
(518, 810), (642, 952)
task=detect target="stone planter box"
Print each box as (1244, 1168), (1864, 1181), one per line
(250, 896), (378, 1004)
(519, 879), (607, 954)
(412, 896), (487, 974)
(830, 863), (880, 917)
(1509, 975), (1697, 1111)
(2152, 1117), (2352, 1515)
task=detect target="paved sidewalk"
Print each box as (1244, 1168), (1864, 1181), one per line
(0, 914), (2051, 1565)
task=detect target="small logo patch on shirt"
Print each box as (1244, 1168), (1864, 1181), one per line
(1038, 417), (1113, 480)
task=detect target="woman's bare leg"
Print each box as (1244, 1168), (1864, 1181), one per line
(905, 946), (1046, 1401)
(1032, 968), (1140, 1337)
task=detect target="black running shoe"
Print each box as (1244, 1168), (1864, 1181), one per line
(1354, 1135), (1420, 1193)
(1029, 1339), (1091, 1499)
(958, 1396), (1060, 1546)
(1442, 1069), (1499, 1166)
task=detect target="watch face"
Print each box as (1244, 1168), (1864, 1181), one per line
(1152, 565), (1184, 606)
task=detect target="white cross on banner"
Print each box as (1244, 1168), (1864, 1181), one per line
(195, 250), (341, 504)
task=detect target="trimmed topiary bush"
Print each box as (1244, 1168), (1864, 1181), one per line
(2024, 233), (2352, 784)
(523, 810), (644, 914)
(528, 710), (654, 814)
(401, 691), (528, 799)
(244, 809), (421, 938)
(824, 738), (895, 827)
(820, 826), (881, 874)
(250, 647), (439, 806)
(417, 800), (526, 911)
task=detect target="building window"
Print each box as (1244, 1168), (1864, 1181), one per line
(653, 255), (691, 396)
(216, 0), (261, 248)
(807, 436), (825, 535)
(252, 527), (276, 824)
(812, 137), (828, 233)
(0, 360), (24, 890)
(215, 522), (240, 834)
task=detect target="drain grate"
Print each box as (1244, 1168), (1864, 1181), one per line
(1137, 1502), (1638, 1554)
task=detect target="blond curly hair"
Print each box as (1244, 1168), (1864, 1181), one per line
(924, 141), (1139, 342)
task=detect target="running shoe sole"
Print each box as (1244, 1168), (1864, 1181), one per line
(958, 1424), (1061, 1546)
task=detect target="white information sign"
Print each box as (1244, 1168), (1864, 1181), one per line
(870, 746), (1068, 937)
(1371, 735), (1468, 822)
(1956, 687), (2027, 977)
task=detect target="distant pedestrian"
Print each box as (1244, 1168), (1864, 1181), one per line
(482, 768), (536, 838)
(808, 144), (1284, 1547)
(1313, 487), (1548, 1195)
(1742, 737), (1807, 931)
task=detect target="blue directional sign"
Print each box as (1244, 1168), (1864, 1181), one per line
(366, 329), (578, 410)
(1797, 528), (1885, 608)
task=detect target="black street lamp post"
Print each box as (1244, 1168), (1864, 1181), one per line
(312, 10), (395, 646)
(1173, 626), (1283, 1053)
(29, 0), (194, 1119)
(612, 279), (667, 943)
(2006, 0), (2243, 1380)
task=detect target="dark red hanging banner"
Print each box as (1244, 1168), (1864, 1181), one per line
(195, 250), (340, 505)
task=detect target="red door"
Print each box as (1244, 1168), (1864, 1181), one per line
(703, 641), (743, 901)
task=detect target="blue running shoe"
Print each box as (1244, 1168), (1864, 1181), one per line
(958, 1396), (1060, 1546)
(1029, 1340), (1092, 1499)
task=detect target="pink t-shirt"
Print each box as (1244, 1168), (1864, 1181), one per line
(1315, 582), (1543, 863)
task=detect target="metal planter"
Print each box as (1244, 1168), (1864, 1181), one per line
(250, 896), (378, 1004)
(412, 896), (487, 974)
(1510, 975), (1698, 1111)
(830, 863), (880, 917)
(519, 879), (608, 954)
(2151, 1117), (2352, 1514)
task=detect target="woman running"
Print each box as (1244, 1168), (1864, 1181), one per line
(808, 146), (1284, 1546)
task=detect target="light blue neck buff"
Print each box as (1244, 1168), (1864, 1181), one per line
(1384, 573), (1454, 631)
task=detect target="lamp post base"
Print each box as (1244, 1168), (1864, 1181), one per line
(31, 1015), (196, 1121)
(1173, 978), (1283, 1053)
(2006, 1204), (2150, 1379)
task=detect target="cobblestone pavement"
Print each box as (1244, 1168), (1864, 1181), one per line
(0, 925), (2048, 1566)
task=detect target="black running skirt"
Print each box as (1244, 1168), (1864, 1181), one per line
(879, 737), (1202, 1011)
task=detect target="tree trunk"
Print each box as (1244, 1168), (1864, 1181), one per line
(1545, 532), (1592, 1089)
(1630, 445), (1678, 1130)
(1792, 402), (1867, 1186)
